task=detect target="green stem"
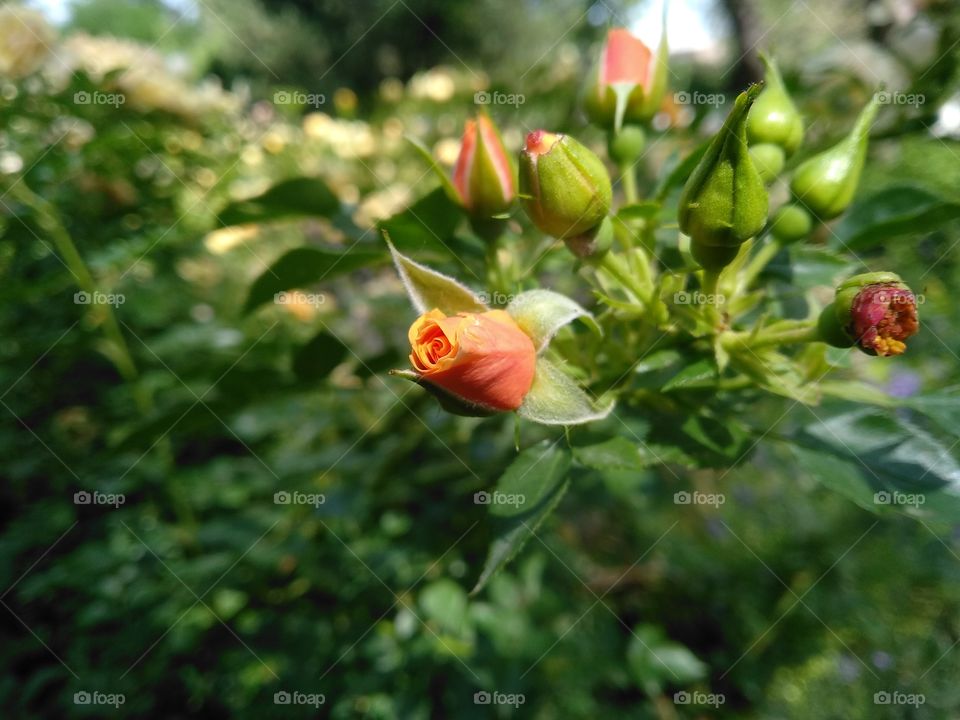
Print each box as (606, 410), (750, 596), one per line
(701, 269), (723, 329)
(620, 162), (639, 205)
(741, 237), (784, 289)
(10, 181), (152, 414)
(722, 320), (821, 351)
(597, 251), (651, 306)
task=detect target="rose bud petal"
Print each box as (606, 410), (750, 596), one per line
(408, 308), (536, 411)
(827, 272), (920, 356)
(452, 113), (515, 217)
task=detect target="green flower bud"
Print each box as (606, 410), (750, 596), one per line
(769, 204), (812, 243)
(749, 142), (785, 184)
(678, 85), (769, 249)
(747, 54), (804, 156)
(608, 125), (646, 165)
(519, 130), (612, 239)
(831, 272), (919, 356)
(690, 240), (740, 272)
(452, 112), (515, 217)
(790, 94), (880, 220)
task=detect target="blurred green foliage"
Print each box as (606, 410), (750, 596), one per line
(2, 0), (960, 718)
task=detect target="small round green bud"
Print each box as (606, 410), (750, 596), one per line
(565, 215), (614, 262)
(608, 125), (646, 165)
(749, 143), (785, 184)
(769, 204), (812, 243)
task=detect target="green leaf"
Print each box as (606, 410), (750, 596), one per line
(419, 579), (470, 634)
(834, 186), (960, 250)
(405, 136), (462, 206)
(517, 357), (614, 426)
(387, 238), (486, 315)
(506, 289), (600, 353)
(572, 437), (658, 472)
(378, 187), (466, 258)
(292, 331), (348, 381)
(217, 177), (339, 226)
(472, 440), (571, 594)
(661, 358), (718, 391)
(243, 246), (387, 313)
(797, 407), (960, 521)
(617, 201), (661, 223)
(787, 246), (858, 291)
(627, 624), (708, 696)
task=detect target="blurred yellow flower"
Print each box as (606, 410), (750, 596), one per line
(0, 5), (54, 79)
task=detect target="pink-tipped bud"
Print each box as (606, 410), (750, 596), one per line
(451, 113), (515, 216)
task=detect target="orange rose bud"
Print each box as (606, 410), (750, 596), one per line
(451, 113), (515, 216)
(584, 27), (668, 129)
(408, 308), (536, 412)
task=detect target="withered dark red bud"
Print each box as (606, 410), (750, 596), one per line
(847, 284), (919, 357)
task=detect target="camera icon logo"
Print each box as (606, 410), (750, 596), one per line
(73, 91), (91, 105)
(274, 491), (291, 505)
(673, 691), (691, 704)
(474, 90), (491, 105)
(874, 691), (891, 704)
(273, 90), (291, 105)
(673, 291), (690, 305)
(473, 491), (491, 505)
(73, 691), (91, 704)
(474, 691), (491, 704)
(674, 491), (691, 505)
(875, 91), (892, 105)
(874, 491), (891, 505)
(74, 491), (91, 505)
(673, 91), (691, 105)
(74, 291), (91, 305)
(274, 691), (291, 704)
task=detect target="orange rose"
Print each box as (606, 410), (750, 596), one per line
(408, 308), (536, 411)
